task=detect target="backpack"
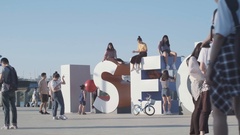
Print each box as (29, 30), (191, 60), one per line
(4, 66), (18, 91)
(225, 0), (240, 67)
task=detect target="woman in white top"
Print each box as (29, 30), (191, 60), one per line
(50, 71), (67, 120)
(207, 0), (240, 134)
(160, 70), (176, 114)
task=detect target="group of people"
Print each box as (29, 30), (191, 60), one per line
(102, 35), (178, 71)
(0, 55), (92, 129)
(187, 0), (240, 135)
(102, 35), (178, 115)
(38, 72), (88, 118)
(36, 72), (68, 120)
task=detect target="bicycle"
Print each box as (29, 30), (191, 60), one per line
(132, 94), (156, 116)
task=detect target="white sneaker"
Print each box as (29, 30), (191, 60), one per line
(1, 125), (9, 130)
(166, 111), (172, 115)
(53, 116), (59, 120)
(172, 64), (176, 70)
(58, 115), (67, 120)
(9, 125), (18, 129)
(166, 65), (170, 70)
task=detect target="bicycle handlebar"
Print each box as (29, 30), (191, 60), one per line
(146, 93), (151, 100)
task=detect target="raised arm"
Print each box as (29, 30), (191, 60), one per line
(61, 76), (66, 84)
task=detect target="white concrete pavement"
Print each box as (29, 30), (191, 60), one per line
(0, 107), (239, 135)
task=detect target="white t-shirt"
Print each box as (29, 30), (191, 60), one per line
(197, 43), (213, 70)
(198, 46), (211, 92)
(215, 0), (240, 37)
(50, 79), (62, 91)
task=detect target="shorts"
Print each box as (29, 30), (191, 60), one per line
(41, 94), (49, 102)
(162, 50), (171, 55)
(162, 88), (171, 97)
(80, 100), (86, 106)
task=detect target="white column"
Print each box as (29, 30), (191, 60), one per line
(61, 64), (91, 113)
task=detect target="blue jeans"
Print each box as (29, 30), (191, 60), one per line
(52, 91), (65, 116)
(1, 90), (17, 126)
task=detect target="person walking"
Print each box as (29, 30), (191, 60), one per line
(0, 57), (18, 129)
(31, 88), (38, 107)
(38, 72), (50, 114)
(207, 0), (240, 134)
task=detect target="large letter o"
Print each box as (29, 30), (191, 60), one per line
(176, 56), (194, 112)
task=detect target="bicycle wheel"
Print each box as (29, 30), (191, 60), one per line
(132, 105), (141, 115)
(144, 105), (155, 116)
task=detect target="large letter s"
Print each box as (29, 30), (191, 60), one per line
(93, 61), (119, 113)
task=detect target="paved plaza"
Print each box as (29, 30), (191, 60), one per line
(0, 107), (239, 135)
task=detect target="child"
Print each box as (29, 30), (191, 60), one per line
(160, 70), (176, 114)
(78, 84), (86, 115)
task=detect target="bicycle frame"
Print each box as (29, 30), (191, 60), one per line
(133, 94), (155, 116)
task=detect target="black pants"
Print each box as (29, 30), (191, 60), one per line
(190, 91), (211, 135)
(130, 52), (147, 64)
(115, 58), (125, 63)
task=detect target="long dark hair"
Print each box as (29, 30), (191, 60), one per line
(160, 35), (170, 47)
(186, 42), (202, 66)
(1, 57), (9, 64)
(106, 42), (115, 51)
(161, 70), (174, 81)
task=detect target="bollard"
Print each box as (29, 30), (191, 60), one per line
(15, 91), (21, 107)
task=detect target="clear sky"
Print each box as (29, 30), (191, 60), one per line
(0, 0), (217, 79)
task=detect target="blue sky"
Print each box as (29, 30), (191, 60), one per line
(0, 0), (217, 79)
